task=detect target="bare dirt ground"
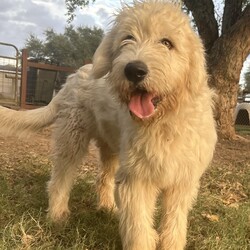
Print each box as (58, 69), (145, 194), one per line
(0, 128), (249, 176)
(0, 128), (100, 176)
(213, 134), (250, 166)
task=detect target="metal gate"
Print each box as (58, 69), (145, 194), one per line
(0, 42), (20, 106)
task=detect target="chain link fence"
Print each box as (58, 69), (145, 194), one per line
(235, 103), (250, 126)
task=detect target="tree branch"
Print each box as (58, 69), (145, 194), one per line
(183, 0), (219, 52)
(222, 0), (243, 34)
(208, 4), (250, 85)
(65, 0), (94, 22)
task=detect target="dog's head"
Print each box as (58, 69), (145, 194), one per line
(91, 1), (207, 121)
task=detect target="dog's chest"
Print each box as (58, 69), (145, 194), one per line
(121, 126), (201, 186)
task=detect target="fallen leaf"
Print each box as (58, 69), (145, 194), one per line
(202, 213), (219, 222)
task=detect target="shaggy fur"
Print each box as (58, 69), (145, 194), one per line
(0, 1), (217, 249)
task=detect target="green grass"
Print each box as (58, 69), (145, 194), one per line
(235, 125), (250, 135)
(186, 162), (250, 250)
(0, 159), (121, 249)
(0, 147), (249, 249)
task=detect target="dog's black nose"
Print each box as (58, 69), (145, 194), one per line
(124, 61), (148, 84)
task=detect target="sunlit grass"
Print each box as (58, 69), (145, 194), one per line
(0, 138), (249, 249)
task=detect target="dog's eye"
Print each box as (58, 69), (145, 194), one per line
(123, 35), (136, 41)
(121, 35), (136, 48)
(160, 38), (173, 49)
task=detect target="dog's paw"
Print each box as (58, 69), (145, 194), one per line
(47, 207), (71, 224)
(97, 201), (118, 214)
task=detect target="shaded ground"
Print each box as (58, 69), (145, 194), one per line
(0, 128), (249, 174)
(213, 135), (250, 167)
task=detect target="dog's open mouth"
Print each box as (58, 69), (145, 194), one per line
(128, 90), (161, 119)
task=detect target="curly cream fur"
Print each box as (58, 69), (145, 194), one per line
(0, 1), (217, 249)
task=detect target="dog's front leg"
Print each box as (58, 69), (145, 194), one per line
(96, 143), (119, 211)
(115, 171), (159, 250)
(158, 184), (199, 250)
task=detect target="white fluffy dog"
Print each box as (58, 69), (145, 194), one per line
(0, 1), (217, 249)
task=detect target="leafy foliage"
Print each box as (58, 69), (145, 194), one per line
(66, 0), (95, 22)
(25, 26), (103, 68)
(24, 35), (45, 59)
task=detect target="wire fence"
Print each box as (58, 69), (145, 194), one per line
(0, 43), (76, 109)
(235, 103), (250, 126)
(25, 67), (69, 105)
(0, 43), (20, 106)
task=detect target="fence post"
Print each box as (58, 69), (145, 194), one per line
(21, 49), (28, 109)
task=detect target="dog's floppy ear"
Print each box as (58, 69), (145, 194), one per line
(91, 31), (114, 79)
(187, 36), (208, 94)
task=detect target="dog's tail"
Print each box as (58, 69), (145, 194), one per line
(0, 65), (93, 138)
(0, 96), (59, 137)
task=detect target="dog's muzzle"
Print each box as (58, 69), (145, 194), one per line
(124, 61), (161, 120)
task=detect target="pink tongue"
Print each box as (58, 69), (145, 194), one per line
(129, 92), (155, 119)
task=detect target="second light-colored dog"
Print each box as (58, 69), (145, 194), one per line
(0, 1), (217, 249)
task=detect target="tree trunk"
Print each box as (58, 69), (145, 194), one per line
(208, 5), (250, 139)
(184, 0), (250, 139)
